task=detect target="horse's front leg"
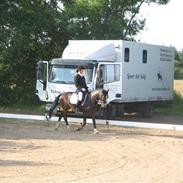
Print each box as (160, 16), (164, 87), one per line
(92, 113), (99, 134)
(55, 114), (62, 131)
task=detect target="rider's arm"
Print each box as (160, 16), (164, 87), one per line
(83, 76), (89, 92)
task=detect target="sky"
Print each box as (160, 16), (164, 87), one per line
(135, 0), (183, 51)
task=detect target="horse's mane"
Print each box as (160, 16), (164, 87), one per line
(91, 88), (104, 96)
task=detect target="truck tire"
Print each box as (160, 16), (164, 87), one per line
(140, 103), (153, 118)
(108, 103), (124, 119)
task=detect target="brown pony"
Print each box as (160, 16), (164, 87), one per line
(48, 88), (108, 133)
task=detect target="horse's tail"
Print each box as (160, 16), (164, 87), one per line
(48, 94), (62, 118)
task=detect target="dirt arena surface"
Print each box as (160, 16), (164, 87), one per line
(0, 118), (183, 183)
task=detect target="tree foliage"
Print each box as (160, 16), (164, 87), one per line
(0, 0), (170, 105)
(174, 49), (183, 79)
(0, 0), (68, 104)
(62, 0), (169, 40)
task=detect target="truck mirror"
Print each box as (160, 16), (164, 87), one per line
(36, 62), (47, 82)
(36, 64), (43, 81)
(96, 71), (104, 89)
(43, 80), (46, 90)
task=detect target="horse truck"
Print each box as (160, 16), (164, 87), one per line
(36, 40), (174, 118)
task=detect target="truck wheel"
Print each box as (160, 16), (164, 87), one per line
(141, 104), (153, 118)
(108, 104), (124, 119)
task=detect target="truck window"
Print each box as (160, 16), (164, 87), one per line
(49, 65), (93, 84)
(99, 64), (120, 84)
(143, 50), (147, 63)
(124, 48), (130, 62)
(106, 65), (114, 82)
(114, 64), (120, 81)
(106, 64), (120, 82)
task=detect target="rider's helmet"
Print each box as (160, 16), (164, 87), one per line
(76, 65), (85, 73)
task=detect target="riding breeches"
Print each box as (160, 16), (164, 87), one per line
(78, 91), (83, 101)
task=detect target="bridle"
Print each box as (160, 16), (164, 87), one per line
(98, 89), (108, 108)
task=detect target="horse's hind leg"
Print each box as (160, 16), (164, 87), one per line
(55, 114), (63, 131)
(58, 115), (62, 121)
(63, 113), (70, 130)
(76, 114), (87, 131)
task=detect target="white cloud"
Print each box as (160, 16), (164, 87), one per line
(136, 0), (183, 50)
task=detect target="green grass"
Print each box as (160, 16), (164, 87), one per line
(156, 92), (183, 116)
(0, 103), (45, 115)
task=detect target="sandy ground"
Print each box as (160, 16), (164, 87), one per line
(0, 118), (183, 183)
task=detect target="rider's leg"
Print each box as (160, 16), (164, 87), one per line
(81, 91), (88, 106)
(77, 91), (83, 109)
(78, 91), (83, 101)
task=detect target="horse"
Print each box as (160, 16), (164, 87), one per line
(48, 88), (109, 134)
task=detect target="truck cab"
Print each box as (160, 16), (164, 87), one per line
(36, 59), (121, 104)
(36, 59), (94, 102)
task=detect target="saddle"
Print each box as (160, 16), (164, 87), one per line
(70, 92), (89, 107)
(70, 93), (78, 105)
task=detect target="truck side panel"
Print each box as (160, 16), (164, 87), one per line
(121, 41), (174, 102)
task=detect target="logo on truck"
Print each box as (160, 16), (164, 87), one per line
(157, 71), (163, 81)
(127, 73), (146, 80)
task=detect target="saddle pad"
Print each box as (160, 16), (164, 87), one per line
(70, 93), (78, 105)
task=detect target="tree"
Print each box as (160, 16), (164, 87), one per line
(62, 0), (170, 40)
(174, 49), (183, 79)
(0, 0), (68, 104)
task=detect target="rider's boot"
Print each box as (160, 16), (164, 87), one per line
(81, 94), (87, 107)
(76, 101), (82, 112)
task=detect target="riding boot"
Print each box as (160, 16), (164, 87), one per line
(81, 93), (88, 107)
(76, 101), (82, 111)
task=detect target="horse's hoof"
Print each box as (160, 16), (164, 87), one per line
(74, 128), (80, 131)
(93, 128), (99, 134)
(45, 114), (50, 121)
(44, 114), (50, 127)
(55, 122), (61, 130)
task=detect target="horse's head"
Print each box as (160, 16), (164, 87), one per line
(98, 89), (109, 108)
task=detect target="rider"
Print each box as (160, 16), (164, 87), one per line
(74, 65), (89, 109)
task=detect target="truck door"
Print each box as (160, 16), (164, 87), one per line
(96, 63), (122, 102)
(36, 61), (48, 101)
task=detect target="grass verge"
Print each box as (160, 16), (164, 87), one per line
(0, 103), (45, 115)
(156, 92), (183, 116)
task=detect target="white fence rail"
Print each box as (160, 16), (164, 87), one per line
(0, 112), (183, 131)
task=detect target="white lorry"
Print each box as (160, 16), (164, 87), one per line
(36, 40), (174, 118)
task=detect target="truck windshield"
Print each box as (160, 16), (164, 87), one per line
(49, 65), (93, 84)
